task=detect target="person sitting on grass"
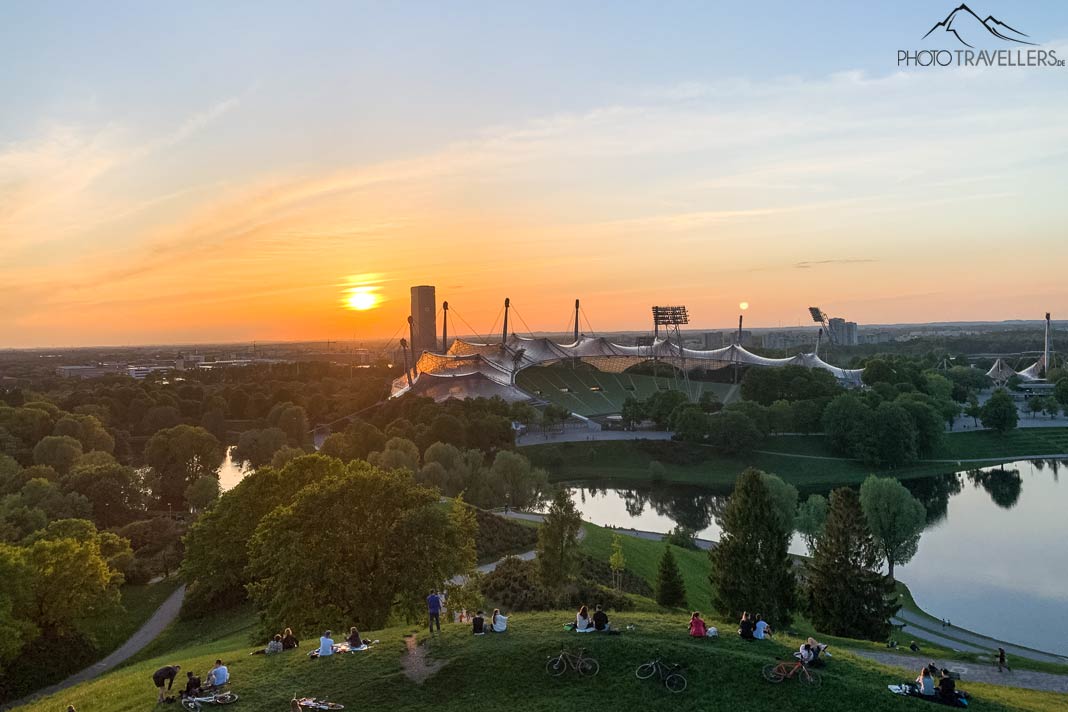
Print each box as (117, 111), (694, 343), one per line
(752, 614), (772, 640)
(689, 611), (708, 638)
(738, 612), (754, 640)
(252, 634), (284, 655)
(909, 640), (921, 652)
(914, 666), (935, 696)
(346, 626), (366, 648)
(592, 604), (609, 632)
(472, 610), (485, 635)
(937, 668), (957, 702)
(489, 609), (507, 633)
(282, 627), (299, 650)
(205, 659), (229, 690)
(576, 605), (593, 632)
(181, 671), (202, 699)
(152, 664), (180, 703)
(318, 630), (335, 657)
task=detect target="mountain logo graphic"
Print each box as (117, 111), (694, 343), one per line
(922, 4), (1035, 48)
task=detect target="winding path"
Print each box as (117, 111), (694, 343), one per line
(3, 585), (187, 711)
(892, 609), (1067, 664)
(848, 649), (1068, 694)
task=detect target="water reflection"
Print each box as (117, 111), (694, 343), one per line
(564, 459), (1068, 656)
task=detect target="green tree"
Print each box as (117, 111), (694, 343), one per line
(246, 462), (471, 630)
(608, 533), (626, 591)
(964, 394), (982, 427)
(670, 404), (708, 443)
(806, 487), (897, 640)
(1055, 378), (1068, 411)
(536, 489), (582, 589)
(706, 411), (763, 455)
(709, 469), (797, 625)
(646, 390), (688, 429)
(32, 435), (83, 476)
(620, 397), (646, 427)
(859, 475), (926, 580)
(1041, 396), (1061, 419)
(981, 389), (1019, 434)
(795, 494), (828, 551)
(821, 394), (873, 458)
(1027, 397), (1044, 419)
(143, 425), (224, 510)
(63, 462), (143, 527)
(233, 427), (289, 469)
(759, 472), (798, 534)
(870, 402), (917, 466)
(185, 475), (220, 513)
(489, 450), (548, 510)
(25, 533), (121, 635)
(368, 437), (420, 473)
(655, 545), (687, 607)
(0, 544), (36, 672)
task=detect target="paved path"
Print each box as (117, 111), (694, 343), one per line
(849, 649), (1068, 693)
(893, 609), (1067, 664)
(4, 585), (187, 711)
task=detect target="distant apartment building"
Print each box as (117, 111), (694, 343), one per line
(762, 330), (811, 350)
(410, 285), (438, 356)
(828, 318), (859, 346)
(703, 331), (724, 349)
(55, 364), (125, 379)
(860, 330), (893, 345)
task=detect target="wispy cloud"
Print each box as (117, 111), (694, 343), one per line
(794, 259), (879, 269)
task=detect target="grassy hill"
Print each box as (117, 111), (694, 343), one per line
(18, 603), (1061, 712)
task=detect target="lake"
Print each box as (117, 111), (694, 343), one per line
(563, 459), (1068, 656)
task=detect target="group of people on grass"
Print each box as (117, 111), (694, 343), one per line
(151, 659), (229, 703)
(251, 627), (300, 655)
(910, 664), (969, 706)
(737, 611), (773, 641)
(573, 604), (610, 632)
(313, 626), (372, 657)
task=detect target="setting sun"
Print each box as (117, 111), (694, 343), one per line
(345, 287), (380, 311)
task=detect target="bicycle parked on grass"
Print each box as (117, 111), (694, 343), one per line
(179, 689), (238, 711)
(545, 646), (600, 677)
(293, 698), (344, 710)
(635, 651), (687, 693)
(762, 655), (821, 687)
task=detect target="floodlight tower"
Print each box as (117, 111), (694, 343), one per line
(652, 306), (691, 393)
(809, 306), (838, 346)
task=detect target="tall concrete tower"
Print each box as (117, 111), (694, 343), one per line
(410, 285), (437, 356)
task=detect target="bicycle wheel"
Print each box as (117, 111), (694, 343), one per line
(546, 656), (567, 676)
(762, 664), (785, 683)
(801, 670), (821, 688)
(635, 662), (657, 680)
(213, 692), (239, 704)
(664, 673), (687, 693)
(324, 704), (345, 710)
(180, 700), (200, 712)
(578, 657), (599, 677)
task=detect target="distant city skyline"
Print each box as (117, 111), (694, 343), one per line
(2, 2), (1067, 347)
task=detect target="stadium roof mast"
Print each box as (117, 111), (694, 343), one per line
(441, 301), (449, 352)
(502, 298), (510, 344)
(1044, 312), (1052, 377)
(809, 306), (838, 346)
(574, 299), (580, 343)
(652, 305), (691, 394)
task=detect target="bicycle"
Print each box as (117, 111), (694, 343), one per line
(545, 646), (600, 677)
(180, 689), (239, 711)
(293, 698), (345, 710)
(635, 652), (687, 693)
(762, 655), (821, 687)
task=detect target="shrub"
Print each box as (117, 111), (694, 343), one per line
(481, 556), (553, 611)
(473, 509), (538, 562)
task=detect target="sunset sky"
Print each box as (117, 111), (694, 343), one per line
(3, 1), (1068, 347)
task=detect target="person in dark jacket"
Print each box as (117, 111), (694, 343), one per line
(181, 671), (202, 699)
(472, 611), (485, 635)
(282, 627), (299, 650)
(592, 605), (609, 631)
(738, 612), (754, 640)
(346, 626), (364, 648)
(152, 664), (180, 702)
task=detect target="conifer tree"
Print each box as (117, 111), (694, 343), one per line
(709, 468), (797, 625)
(656, 545), (687, 607)
(806, 487), (899, 640)
(536, 489), (582, 588)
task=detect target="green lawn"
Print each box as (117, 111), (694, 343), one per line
(527, 429), (1068, 491)
(81, 579), (183, 657)
(21, 604), (1061, 712)
(580, 523), (712, 612)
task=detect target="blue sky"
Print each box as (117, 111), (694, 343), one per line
(2, 2), (1067, 346)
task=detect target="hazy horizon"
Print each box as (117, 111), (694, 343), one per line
(4, 1), (1068, 347)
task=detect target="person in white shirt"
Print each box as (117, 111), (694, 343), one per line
(753, 614), (772, 640)
(318, 630), (335, 657)
(575, 605), (593, 632)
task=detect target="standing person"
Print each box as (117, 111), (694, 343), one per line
(152, 664), (180, 703)
(996, 647), (1011, 672)
(427, 590), (442, 633)
(753, 614), (772, 640)
(318, 630), (335, 657)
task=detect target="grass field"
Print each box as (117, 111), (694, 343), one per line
(527, 429), (1068, 491)
(81, 579), (183, 656)
(19, 601), (1062, 712)
(516, 365), (737, 417)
